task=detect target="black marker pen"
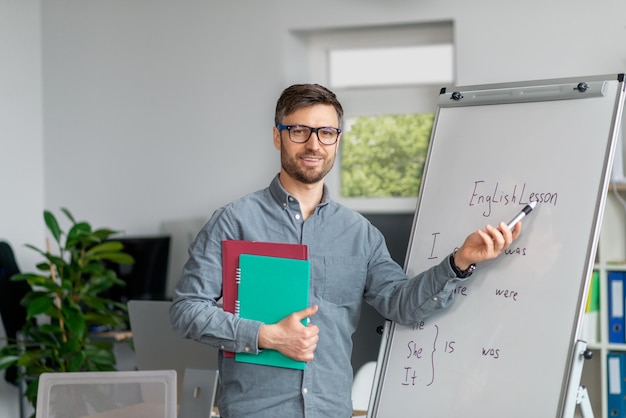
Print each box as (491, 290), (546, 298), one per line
(506, 201), (537, 230)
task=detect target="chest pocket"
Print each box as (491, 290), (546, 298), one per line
(319, 255), (367, 306)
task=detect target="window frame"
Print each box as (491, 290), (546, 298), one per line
(289, 22), (455, 213)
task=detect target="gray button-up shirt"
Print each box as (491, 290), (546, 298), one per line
(170, 174), (463, 418)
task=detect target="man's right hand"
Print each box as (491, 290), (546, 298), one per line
(258, 305), (320, 362)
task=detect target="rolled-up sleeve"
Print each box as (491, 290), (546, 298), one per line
(169, 208), (264, 355)
(363, 224), (465, 326)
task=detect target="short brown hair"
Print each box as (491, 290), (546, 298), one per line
(274, 84), (344, 129)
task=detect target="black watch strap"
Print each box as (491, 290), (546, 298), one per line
(449, 252), (476, 278)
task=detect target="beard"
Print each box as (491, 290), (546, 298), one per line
(280, 140), (336, 185)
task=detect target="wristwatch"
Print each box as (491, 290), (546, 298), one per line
(449, 251), (476, 278)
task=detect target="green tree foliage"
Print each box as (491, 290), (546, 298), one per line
(340, 113), (433, 197)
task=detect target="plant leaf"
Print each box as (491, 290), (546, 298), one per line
(24, 243), (46, 256)
(93, 228), (123, 240)
(65, 222), (92, 249)
(86, 241), (123, 254)
(24, 276), (60, 291)
(11, 272), (41, 282)
(44, 210), (62, 244)
(0, 355), (19, 370)
(38, 323), (63, 334)
(90, 349), (116, 365)
(61, 207), (76, 224)
(63, 303), (86, 340)
(96, 253), (134, 264)
(26, 296), (56, 318)
(67, 350), (87, 372)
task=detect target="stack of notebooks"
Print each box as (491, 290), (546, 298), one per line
(221, 240), (310, 370)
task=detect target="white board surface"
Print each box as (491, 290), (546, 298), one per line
(370, 74), (625, 418)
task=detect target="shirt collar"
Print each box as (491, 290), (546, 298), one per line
(269, 174), (331, 209)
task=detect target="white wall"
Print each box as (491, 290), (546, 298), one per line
(0, 0), (44, 272)
(41, 0), (284, 236)
(0, 2), (43, 416)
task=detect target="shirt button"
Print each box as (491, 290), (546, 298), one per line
(282, 202), (287, 208)
(289, 197), (294, 202)
(244, 346), (250, 352)
(302, 388), (308, 395)
(432, 296), (439, 302)
(295, 214), (301, 220)
(220, 345), (225, 350)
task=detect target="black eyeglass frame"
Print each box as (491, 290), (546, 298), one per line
(277, 124), (342, 145)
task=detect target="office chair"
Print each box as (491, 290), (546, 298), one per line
(0, 241), (30, 385)
(36, 370), (177, 418)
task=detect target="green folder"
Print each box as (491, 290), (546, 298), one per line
(589, 270), (600, 313)
(235, 254), (311, 370)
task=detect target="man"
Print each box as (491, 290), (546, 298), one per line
(170, 84), (521, 417)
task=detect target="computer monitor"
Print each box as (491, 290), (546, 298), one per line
(103, 236), (171, 303)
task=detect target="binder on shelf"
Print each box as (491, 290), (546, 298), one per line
(608, 271), (626, 344)
(235, 254), (311, 370)
(221, 240), (308, 358)
(581, 270), (600, 343)
(607, 352), (626, 416)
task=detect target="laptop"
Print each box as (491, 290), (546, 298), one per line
(178, 368), (220, 418)
(127, 300), (219, 410)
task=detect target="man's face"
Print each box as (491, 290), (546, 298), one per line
(273, 104), (341, 185)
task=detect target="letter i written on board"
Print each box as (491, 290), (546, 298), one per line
(428, 233), (440, 260)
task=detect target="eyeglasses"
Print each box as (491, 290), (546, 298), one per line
(277, 124), (341, 145)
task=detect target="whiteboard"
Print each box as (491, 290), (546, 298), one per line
(369, 75), (625, 418)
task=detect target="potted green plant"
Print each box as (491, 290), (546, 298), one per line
(0, 208), (134, 410)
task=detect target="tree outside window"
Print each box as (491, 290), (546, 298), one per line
(340, 113), (433, 198)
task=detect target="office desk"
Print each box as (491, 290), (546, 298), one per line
(90, 330), (132, 342)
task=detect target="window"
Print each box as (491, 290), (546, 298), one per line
(329, 44), (454, 88)
(290, 22), (455, 212)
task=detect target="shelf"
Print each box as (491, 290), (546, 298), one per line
(583, 186), (626, 417)
(609, 182), (626, 192)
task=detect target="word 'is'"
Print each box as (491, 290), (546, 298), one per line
(469, 181), (557, 217)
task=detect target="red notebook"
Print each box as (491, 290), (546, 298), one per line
(221, 240), (309, 358)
